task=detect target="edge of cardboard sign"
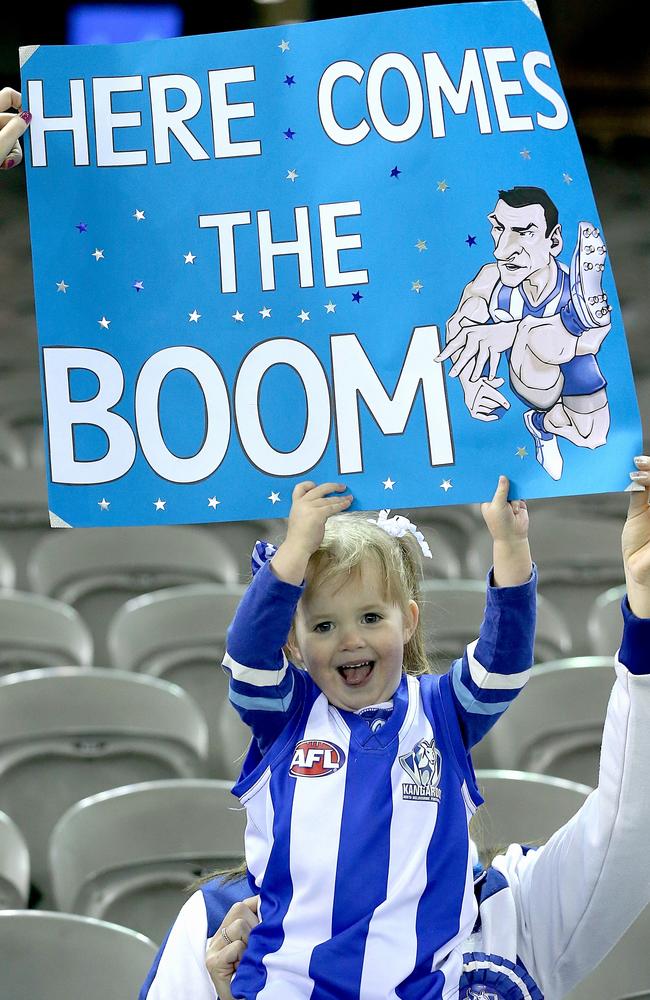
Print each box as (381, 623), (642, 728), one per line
(19, 46), (40, 67)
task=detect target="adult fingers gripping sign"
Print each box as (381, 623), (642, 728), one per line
(20, 1), (642, 528)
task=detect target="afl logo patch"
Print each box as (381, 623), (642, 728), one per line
(289, 740), (346, 777)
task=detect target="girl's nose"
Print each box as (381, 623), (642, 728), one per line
(340, 627), (363, 650)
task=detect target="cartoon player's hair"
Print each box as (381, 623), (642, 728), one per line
(498, 186), (559, 236)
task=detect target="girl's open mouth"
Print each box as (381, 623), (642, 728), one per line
(337, 660), (375, 686)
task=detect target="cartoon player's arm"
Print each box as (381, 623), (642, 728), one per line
(437, 264), (516, 421)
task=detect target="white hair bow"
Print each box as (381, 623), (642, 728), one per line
(367, 510), (432, 559)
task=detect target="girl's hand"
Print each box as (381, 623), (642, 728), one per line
(481, 475), (529, 542)
(481, 475), (532, 588)
(206, 896), (260, 999)
(623, 456), (650, 618)
(271, 481), (352, 585)
(0, 88), (31, 169)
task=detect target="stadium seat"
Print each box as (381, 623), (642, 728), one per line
(0, 540), (15, 593)
(27, 524), (241, 663)
(406, 502), (483, 575)
(0, 417), (28, 468)
(0, 910), (157, 1000)
(465, 505), (626, 654)
(587, 584), (627, 657)
(474, 769), (591, 860)
(216, 696), (254, 782)
(50, 778), (245, 944)
(203, 518), (283, 582)
(487, 658), (614, 788)
(420, 579), (572, 667)
(0, 667), (208, 901)
(567, 906), (650, 1000)
(107, 583), (245, 775)
(0, 467), (50, 590)
(0, 808), (29, 909)
(0, 591), (93, 677)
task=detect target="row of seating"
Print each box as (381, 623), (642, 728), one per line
(2, 773), (649, 1000)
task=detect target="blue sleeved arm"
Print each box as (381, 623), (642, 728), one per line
(222, 559), (306, 753)
(618, 595), (650, 674)
(447, 564), (537, 748)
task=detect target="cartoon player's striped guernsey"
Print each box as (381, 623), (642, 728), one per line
(439, 186), (611, 481)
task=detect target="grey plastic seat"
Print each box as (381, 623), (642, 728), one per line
(0, 467), (50, 589)
(0, 590), (93, 677)
(420, 579), (572, 667)
(107, 583), (245, 775)
(465, 505), (625, 654)
(0, 667), (208, 901)
(0, 540), (16, 593)
(406, 502), (483, 575)
(27, 524), (240, 663)
(587, 584), (627, 657)
(216, 696), (254, 782)
(50, 778), (245, 944)
(474, 769), (591, 860)
(567, 906), (650, 1000)
(0, 808), (29, 909)
(0, 910), (157, 1000)
(488, 658), (614, 788)
(0, 416), (28, 468)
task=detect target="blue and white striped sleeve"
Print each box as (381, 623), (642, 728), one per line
(222, 557), (305, 752)
(447, 565), (537, 748)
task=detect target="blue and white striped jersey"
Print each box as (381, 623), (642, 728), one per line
(218, 556), (536, 999)
(139, 597), (650, 1000)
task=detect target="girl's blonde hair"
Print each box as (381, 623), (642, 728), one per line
(292, 511), (431, 677)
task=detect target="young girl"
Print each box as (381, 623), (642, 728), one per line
(217, 476), (535, 999)
(140, 459), (650, 1000)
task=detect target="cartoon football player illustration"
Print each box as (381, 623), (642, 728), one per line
(437, 186), (612, 480)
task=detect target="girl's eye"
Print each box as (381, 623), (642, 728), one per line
(363, 613), (382, 624)
(314, 621), (333, 633)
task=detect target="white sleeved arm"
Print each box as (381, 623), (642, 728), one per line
(142, 890), (218, 1000)
(496, 660), (650, 999)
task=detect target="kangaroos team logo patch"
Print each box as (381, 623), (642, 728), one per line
(399, 737), (442, 802)
(289, 740), (346, 777)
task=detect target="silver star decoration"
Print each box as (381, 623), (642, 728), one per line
(415, 240), (427, 252)
(286, 169), (298, 182)
(208, 496), (220, 509)
(98, 316), (111, 329)
(189, 310), (201, 323)
(562, 172), (573, 184)
(98, 498), (110, 510)
(232, 310), (245, 323)
(133, 280), (144, 292)
(154, 498), (167, 511)
(298, 310), (310, 323)
(324, 300), (336, 314)
(437, 180), (449, 192)
(279, 40), (290, 52)
(133, 209), (146, 221)
(184, 252), (196, 264)
(382, 477), (395, 490)
(516, 446), (528, 458)
(268, 491), (281, 504)
(56, 280), (69, 293)
(411, 280), (423, 294)
(440, 479), (453, 492)
(520, 149), (531, 160)
(259, 306), (272, 319)
(92, 249), (104, 261)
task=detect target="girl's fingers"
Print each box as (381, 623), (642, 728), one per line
(0, 110), (30, 166)
(305, 482), (347, 499)
(0, 88), (22, 113)
(491, 475), (509, 504)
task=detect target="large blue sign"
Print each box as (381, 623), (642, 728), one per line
(21, 0), (642, 527)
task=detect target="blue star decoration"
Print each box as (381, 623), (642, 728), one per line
(465, 235), (477, 247)
(352, 291), (363, 303)
(284, 75), (296, 86)
(284, 127), (296, 140)
(390, 166), (401, 178)
(76, 222), (88, 233)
